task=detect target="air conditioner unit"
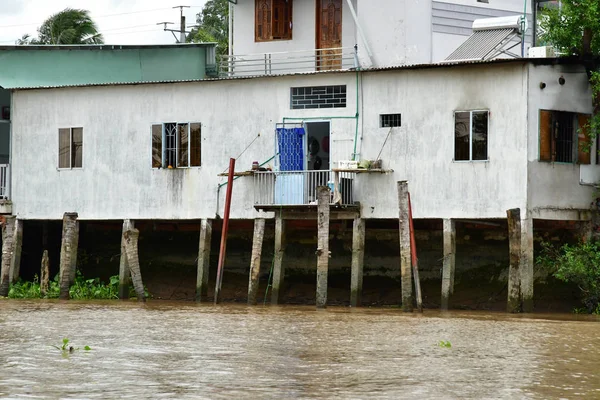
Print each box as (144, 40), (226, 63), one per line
(528, 46), (556, 58)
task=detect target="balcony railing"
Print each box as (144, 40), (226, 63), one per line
(253, 170), (355, 207)
(0, 164), (9, 199)
(220, 47), (357, 77)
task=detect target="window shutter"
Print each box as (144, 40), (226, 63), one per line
(152, 124), (162, 168)
(71, 128), (83, 168)
(539, 110), (552, 162)
(190, 123), (202, 167)
(58, 128), (71, 168)
(255, 0), (272, 41)
(272, 0), (292, 39)
(577, 114), (591, 165)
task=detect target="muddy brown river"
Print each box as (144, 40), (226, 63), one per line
(0, 301), (599, 399)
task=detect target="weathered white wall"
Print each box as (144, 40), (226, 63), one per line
(12, 62), (537, 221)
(356, 63), (529, 219)
(526, 64), (597, 220)
(356, 0), (431, 66)
(232, 0), (357, 56)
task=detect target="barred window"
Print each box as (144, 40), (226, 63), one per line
(152, 123), (202, 168)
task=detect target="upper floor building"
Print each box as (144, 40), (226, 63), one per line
(226, 0), (541, 75)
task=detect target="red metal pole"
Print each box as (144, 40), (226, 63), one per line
(214, 158), (236, 304)
(408, 192), (423, 312)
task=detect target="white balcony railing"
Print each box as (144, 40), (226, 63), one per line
(0, 164), (9, 199)
(253, 170), (355, 207)
(220, 47), (357, 77)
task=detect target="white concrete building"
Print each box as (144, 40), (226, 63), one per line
(226, 0), (534, 74)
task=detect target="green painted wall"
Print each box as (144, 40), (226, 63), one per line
(0, 45), (213, 89)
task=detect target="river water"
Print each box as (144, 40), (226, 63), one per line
(0, 301), (599, 399)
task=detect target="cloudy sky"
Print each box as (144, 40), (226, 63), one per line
(0, 0), (209, 45)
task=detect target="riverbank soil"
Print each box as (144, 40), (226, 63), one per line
(15, 219), (582, 312)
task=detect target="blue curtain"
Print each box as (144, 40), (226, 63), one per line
(276, 127), (305, 171)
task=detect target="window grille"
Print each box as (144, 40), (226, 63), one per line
(380, 114), (401, 128)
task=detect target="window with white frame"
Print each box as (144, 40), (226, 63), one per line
(454, 110), (488, 161)
(152, 122), (201, 168)
(58, 127), (83, 169)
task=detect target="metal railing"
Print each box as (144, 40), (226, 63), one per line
(0, 164), (9, 199)
(220, 47), (357, 77)
(253, 170), (355, 207)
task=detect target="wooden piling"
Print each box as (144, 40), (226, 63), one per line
(9, 219), (23, 284)
(441, 219), (456, 311)
(119, 220), (134, 299)
(350, 217), (365, 307)
(507, 208), (522, 313)
(40, 250), (50, 297)
(0, 216), (16, 297)
(521, 216), (534, 313)
(271, 213), (286, 305)
(247, 218), (266, 305)
(397, 181), (413, 312)
(69, 220), (80, 284)
(316, 186), (330, 308)
(59, 212), (78, 300)
(124, 228), (145, 302)
(196, 219), (212, 302)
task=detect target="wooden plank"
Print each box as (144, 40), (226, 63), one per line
(539, 110), (552, 162)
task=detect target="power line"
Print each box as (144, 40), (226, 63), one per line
(0, 5), (203, 29)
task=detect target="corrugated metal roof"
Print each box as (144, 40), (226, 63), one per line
(7, 57), (567, 91)
(445, 28), (517, 61)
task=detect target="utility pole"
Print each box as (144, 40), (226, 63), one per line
(157, 5), (191, 44)
(174, 5), (190, 43)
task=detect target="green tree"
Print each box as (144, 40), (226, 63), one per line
(18, 8), (104, 45)
(187, 0), (229, 57)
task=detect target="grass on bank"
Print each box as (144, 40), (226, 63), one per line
(8, 272), (146, 300)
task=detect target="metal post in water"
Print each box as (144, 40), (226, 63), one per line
(215, 158), (236, 304)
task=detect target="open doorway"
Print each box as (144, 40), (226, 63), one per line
(305, 121), (330, 171)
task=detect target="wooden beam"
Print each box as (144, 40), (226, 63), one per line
(441, 219), (456, 311)
(350, 217), (365, 307)
(196, 219), (212, 302)
(59, 212), (78, 300)
(271, 213), (286, 304)
(247, 218), (266, 305)
(119, 219), (134, 299)
(316, 186), (330, 308)
(397, 181), (413, 312)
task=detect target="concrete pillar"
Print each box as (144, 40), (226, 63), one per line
(441, 218), (456, 311)
(124, 228), (145, 302)
(350, 217), (365, 307)
(196, 219), (212, 302)
(507, 208), (522, 313)
(119, 220), (134, 299)
(521, 216), (534, 313)
(247, 218), (266, 305)
(40, 250), (50, 297)
(59, 212), (78, 300)
(271, 214), (286, 305)
(316, 186), (330, 308)
(0, 216), (16, 297)
(397, 181), (413, 312)
(9, 219), (23, 284)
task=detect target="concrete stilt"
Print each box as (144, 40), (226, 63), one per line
(247, 218), (266, 305)
(397, 181), (413, 312)
(119, 220), (134, 299)
(271, 213), (286, 305)
(40, 250), (50, 297)
(59, 212), (79, 300)
(316, 186), (330, 308)
(9, 219), (23, 284)
(124, 228), (145, 302)
(0, 216), (16, 297)
(350, 217), (365, 307)
(441, 219), (456, 311)
(196, 219), (212, 302)
(507, 208), (522, 313)
(520, 216), (534, 313)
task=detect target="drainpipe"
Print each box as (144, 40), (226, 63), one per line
(344, 0), (373, 66)
(228, 2), (233, 60)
